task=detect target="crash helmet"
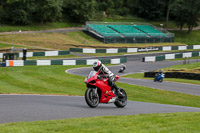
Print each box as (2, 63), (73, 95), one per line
(93, 60), (102, 71)
(160, 70), (163, 73)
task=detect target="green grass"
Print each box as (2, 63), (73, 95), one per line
(66, 31), (102, 45)
(0, 65), (86, 95)
(1, 66), (200, 108)
(0, 22), (81, 32)
(162, 61), (200, 74)
(163, 62), (200, 70)
(173, 30), (200, 45)
(0, 42), (35, 49)
(0, 112), (200, 133)
(168, 56), (200, 61)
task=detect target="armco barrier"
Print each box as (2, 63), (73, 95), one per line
(0, 50), (70, 58)
(6, 57), (127, 67)
(70, 45), (200, 53)
(145, 71), (200, 80)
(1, 45), (200, 58)
(143, 51), (200, 62)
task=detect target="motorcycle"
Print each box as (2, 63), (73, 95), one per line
(154, 73), (165, 82)
(84, 71), (127, 108)
(118, 64), (126, 73)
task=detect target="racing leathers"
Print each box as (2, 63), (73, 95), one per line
(98, 64), (121, 96)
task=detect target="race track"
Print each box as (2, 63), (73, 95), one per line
(1, 58), (200, 123)
(1, 95), (200, 124)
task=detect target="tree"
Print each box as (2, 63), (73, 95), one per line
(0, 0), (30, 24)
(165, 0), (176, 27)
(172, 0), (187, 30)
(172, 0), (200, 33)
(62, 0), (96, 23)
(33, 0), (63, 24)
(136, 0), (164, 20)
(185, 0), (200, 33)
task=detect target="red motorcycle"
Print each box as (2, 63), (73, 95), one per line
(84, 71), (127, 108)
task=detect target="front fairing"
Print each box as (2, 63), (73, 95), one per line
(85, 71), (97, 84)
(85, 71), (115, 103)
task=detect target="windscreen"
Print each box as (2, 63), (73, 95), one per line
(88, 71), (97, 79)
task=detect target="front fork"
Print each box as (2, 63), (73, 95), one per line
(92, 88), (98, 97)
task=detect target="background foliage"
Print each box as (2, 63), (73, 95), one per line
(0, 0), (200, 32)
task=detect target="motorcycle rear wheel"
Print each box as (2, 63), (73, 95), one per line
(114, 89), (127, 108)
(85, 88), (99, 108)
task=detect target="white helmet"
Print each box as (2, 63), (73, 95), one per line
(93, 60), (102, 71)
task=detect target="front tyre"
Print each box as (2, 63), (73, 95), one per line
(114, 89), (127, 108)
(85, 88), (99, 108)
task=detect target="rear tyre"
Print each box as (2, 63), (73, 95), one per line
(85, 88), (99, 108)
(154, 77), (156, 82)
(114, 89), (127, 108)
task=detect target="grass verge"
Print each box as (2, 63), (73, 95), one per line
(168, 56), (200, 61)
(0, 112), (200, 133)
(1, 66), (200, 108)
(162, 62), (200, 74)
(0, 22), (81, 32)
(0, 42), (36, 49)
(173, 30), (200, 45)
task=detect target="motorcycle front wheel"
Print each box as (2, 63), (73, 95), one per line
(114, 89), (127, 108)
(85, 88), (99, 108)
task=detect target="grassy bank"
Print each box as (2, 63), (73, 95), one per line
(1, 66), (200, 108)
(173, 30), (200, 45)
(0, 31), (184, 50)
(163, 62), (200, 74)
(0, 112), (200, 133)
(0, 22), (81, 32)
(0, 42), (37, 50)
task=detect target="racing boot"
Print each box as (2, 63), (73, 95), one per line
(112, 83), (124, 98)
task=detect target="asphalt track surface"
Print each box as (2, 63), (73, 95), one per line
(1, 59), (200, 123)
(1, 94), (200, 124)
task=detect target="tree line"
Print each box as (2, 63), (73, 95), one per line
(0, 0), (200, 33)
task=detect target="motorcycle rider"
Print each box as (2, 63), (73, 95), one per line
(120, 64), (126, 72)
(159, 70), (163, 75)
(93, 60), (123, 97)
